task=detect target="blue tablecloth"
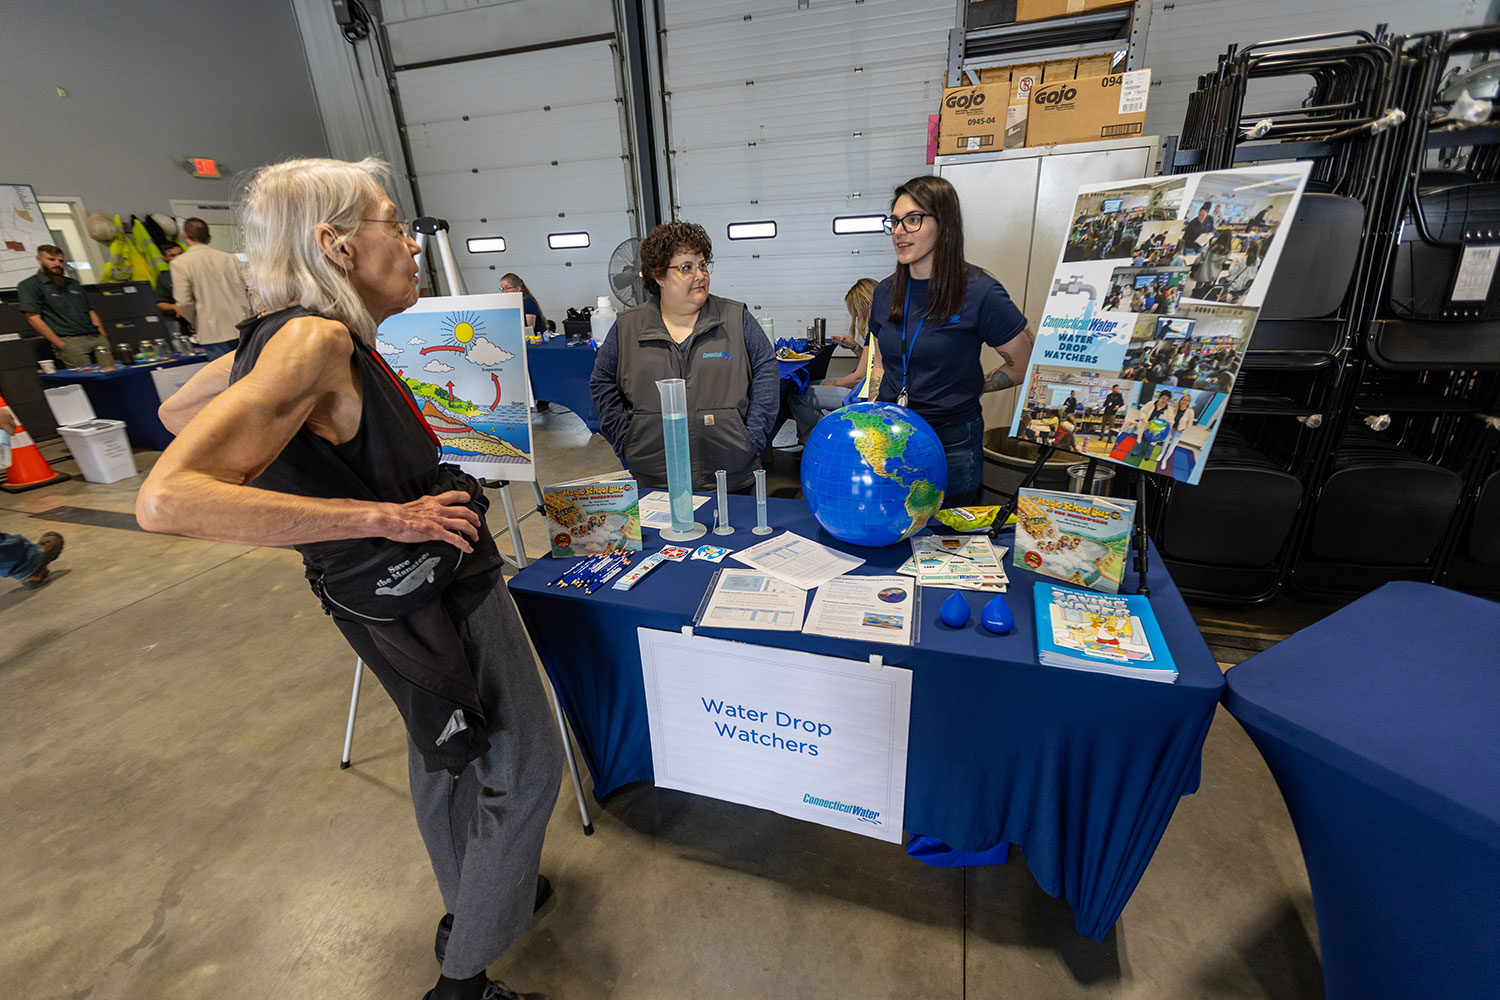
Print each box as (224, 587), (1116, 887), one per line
(527, 338), (600, 434)
(508, 494), (1224, 940)
(41, 357), (204, 451)
(1224, 582), (1500, 1000)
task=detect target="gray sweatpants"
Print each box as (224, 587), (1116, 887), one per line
(406, 580), (564, 979)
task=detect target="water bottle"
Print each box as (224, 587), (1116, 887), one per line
(590, 296), (616, 347)
(0, 428), (11, 470)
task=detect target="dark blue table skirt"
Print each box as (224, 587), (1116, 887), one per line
(42, 357), (204, 451)
(509, 494), (1224, 940)
(1224, 582), (1500, 1000)
(527, 339), (600, 434)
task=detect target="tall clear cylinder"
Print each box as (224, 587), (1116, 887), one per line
(656, 378), (706, 541)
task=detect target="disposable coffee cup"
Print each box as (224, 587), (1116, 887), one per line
(38, 359), (56, 373)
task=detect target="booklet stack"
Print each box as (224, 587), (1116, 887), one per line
(898, 536), (1009, 592)
(1033, 582), (1177, 683)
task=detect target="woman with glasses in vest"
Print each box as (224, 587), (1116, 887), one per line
(590, 220), (779, 492)
(869, 176), (1037, 507)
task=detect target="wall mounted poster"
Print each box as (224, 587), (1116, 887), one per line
(377, 293), (535, 480)
(1010, 163), (1312, 485)
(2, 184), (55, 290)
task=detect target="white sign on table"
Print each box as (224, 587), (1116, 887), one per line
(639, 627), (911, 843)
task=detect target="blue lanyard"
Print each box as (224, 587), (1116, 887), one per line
(899, 283), (928, 402)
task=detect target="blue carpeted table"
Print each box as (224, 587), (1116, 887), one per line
(508, 494), (1224, 940)
(527, 338), (600, 434)
(1223, 582), (1500, 1000)
(41, 357), (206, 451)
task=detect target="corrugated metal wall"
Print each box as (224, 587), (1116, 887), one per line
(396, 39), (636, 312)
(382, 0), (616, 66)
(659, 0), (953, 338)
(1141, 0), (1490, 142)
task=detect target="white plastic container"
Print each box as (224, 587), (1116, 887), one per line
(590, 296), (617, 347)
(43, 385), (138, 484)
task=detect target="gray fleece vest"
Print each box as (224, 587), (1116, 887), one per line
(615, 294), (757, 491)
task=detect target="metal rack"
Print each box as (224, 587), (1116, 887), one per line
(948, 1), (1151, 86)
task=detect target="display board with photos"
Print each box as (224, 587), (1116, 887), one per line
(1010, 164), (1312, 485)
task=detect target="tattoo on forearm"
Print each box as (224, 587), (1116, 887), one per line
(982, 369), (1015, 392)
(997, 350), (1015, 368)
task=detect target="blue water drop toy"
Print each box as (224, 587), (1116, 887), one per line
(981, 593), (1015, 635)
(939, 591), (971, 628)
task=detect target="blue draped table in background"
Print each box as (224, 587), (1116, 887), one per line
(1224, 582), (1500, 1000)
(527, 338), (600, 434)
(41, 356), (206, 451)
(508, 494), (1224, 940)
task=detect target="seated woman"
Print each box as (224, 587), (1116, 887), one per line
(499, 272), (548, 335)
(789, 278), (884, 440)
(589, 221), (779, 492)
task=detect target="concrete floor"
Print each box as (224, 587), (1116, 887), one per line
(2, 405), (1325, 1000)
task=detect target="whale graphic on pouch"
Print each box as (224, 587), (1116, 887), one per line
(375, 554), (443, 597)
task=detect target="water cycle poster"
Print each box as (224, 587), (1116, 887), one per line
(1010, 162), (1311, 485)
(376, 292), (534, 480)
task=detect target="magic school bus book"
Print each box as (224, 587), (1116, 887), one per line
(1014, 488), (1136, 593)
(542, 473), (641, 557)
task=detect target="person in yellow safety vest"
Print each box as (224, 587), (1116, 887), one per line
(130, 216), (170, 288)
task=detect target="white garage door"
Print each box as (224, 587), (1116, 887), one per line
(396, 39), (636, 319)
(660, 0), (953, 339)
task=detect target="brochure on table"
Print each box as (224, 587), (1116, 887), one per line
(696, 568), (808, 632)
(804, 575), (917, 646)
(1010, 162), (1312, 485)
(376, 293), (535, 480)
(639, 628), (911, 843)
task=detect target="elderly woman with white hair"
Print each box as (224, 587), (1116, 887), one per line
(137, 158), (558, 1000)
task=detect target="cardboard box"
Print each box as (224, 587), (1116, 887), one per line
(938, 83), (1009, 155)
(1016, 0), (1134, 22)
(1005, 103), (1029, 149)
(1041, 59), (1078, 83)
(1076, 53), (1124, 79)
(1009, 64), (1044, 103)
(978, 66), (1013, 86)
(1025, 70), (1151, 147)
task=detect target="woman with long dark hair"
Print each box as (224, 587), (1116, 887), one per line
(869, 175), (1035, 506)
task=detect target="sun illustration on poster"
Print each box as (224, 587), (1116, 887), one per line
(443, 311), (485, 347)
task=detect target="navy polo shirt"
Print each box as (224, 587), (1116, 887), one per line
(870, 267), (1026, 428)
(521, 294), (545, 334)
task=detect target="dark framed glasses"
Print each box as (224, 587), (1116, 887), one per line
(882, 212), (929, 235)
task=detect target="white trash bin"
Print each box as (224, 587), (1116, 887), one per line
(43, 385), (139, 484)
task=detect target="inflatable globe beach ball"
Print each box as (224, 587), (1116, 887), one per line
(800, 401), (947, 547)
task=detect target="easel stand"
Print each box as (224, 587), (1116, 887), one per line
(989, 447), (1152, 597)
(341, 219), (596, 835)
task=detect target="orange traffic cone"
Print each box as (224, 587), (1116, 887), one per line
(1, 393), (70, 493)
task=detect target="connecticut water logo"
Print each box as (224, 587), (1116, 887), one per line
(803, 793), (882, 826)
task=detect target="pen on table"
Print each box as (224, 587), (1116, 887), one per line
(583, 553), (630, 594)
(554, 555), (596, 588)
(575, 552), (621, 590)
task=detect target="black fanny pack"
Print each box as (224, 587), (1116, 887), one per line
(313, 465), (488, 623)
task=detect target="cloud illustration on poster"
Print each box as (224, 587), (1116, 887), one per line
(465, 336), (515, 367)
(408, 336), (426, 345)
(423, 359), (455, 373)
(375, 340), (402, 356)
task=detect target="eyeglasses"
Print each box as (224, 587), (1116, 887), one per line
(360, 217), (412, 239)
(669, 260), (713, 277)
(882, 212), (929, 235)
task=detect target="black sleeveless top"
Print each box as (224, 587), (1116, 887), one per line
(230, 306), (501, 576)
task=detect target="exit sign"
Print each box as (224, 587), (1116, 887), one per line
(187, 157), (220, 178)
